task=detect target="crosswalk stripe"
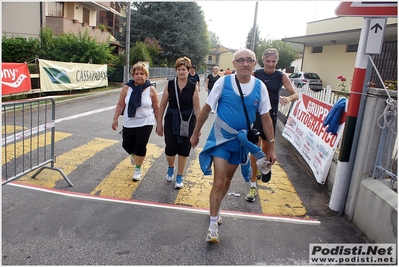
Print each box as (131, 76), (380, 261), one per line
(2, 131), (72, 165)
(90, 143), (163, 198)
(257, 162), (307, 217)
(174, 148), (213, 208)
(17, 137), (118, 188)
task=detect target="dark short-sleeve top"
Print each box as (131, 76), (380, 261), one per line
(188, 73), (200, 85)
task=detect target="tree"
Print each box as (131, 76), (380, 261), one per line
(129, 2), (209, 67)
(130, 42), (151, 65)
(209, 31), (221, 48)
(143, 37), (163, 66)
(256, 39), (298, 70)
(245, 25), (261, 52)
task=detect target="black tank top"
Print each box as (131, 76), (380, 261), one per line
(254, 69), (283, 114)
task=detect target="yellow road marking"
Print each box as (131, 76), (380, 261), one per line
(174, 148), (213, 208)
(2, 132), (72, 165)
(258, 162), (307, 217)
(17, 137), (118, 188)
(91, 143), (163, 198)
(2, 125), (25, 135)
(175, 152), (307, 217)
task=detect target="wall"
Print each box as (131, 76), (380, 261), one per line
(306, 17), (364, 34)
(353, 178), (397, 243)
(219, 52), (234, 72)
(2, 2), (41, 39)
(306, 17), (397, 35)
(345, 88), (397, 219)
(302, 45), (357, 90)
(330, 88), (397, 242)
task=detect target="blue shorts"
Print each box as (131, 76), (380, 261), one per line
(209, 140), (241, 165)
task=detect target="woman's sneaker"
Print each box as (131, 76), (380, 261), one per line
(132, 168), (142, 181)
(165, 167), (174, 182)
(174, 175), (184, 189)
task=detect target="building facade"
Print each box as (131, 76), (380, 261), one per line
(2, 2), (126, 54)
(205, 45), (237, 73)
(283, 17), (397, 91)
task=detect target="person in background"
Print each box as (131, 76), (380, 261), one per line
(218, 69), (225, 77)
(157, 56), (201, 189)
(188, 65), (201, 92)
(245, 48), (298, 202)
(190, 48), (277, 243)
(111, 63), (159, 181)
(205, 66), (221, 114)
(224, 68), (232, 75)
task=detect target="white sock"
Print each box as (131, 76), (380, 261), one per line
(250, 182), (257, 188)
(210, 216), (218, 225)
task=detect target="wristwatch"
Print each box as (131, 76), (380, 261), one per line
(268, 139), (275, 143)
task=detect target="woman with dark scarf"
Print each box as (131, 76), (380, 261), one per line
(156, 57), (201, 189)
(112, 63), (159, 181)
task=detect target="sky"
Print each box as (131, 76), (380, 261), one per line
(197, 1), (341, 49)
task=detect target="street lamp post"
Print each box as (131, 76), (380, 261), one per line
(250, 2), (258, 51)
(125, 1), (131, 82)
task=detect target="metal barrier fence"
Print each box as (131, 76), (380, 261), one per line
(372, 98), (398, 187)
(149, 67), (176, 80)
(2, 98), (73, 186)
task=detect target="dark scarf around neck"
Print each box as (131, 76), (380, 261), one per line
(126, 79), (152, 118)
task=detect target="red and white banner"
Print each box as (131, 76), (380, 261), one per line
(282, 94), (346, 184)
(1, 63), (32, 95)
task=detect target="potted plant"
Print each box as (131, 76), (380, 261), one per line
(98, 24), (107, 32)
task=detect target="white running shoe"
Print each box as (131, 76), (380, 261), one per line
(174, 176), (184, 189)
(132, 168), (142, 181)
(217, 212), (222, 225)
(256, 158), (271, 175)
(206, 223), (219, 243)
(165, 167), (174, 182)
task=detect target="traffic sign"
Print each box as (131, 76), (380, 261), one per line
(365, 18), (387, 54)
(335, 2), (397, 17)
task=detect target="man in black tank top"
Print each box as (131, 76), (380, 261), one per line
(246, 48), (298, 202)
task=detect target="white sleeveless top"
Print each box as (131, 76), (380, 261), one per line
(123, 86), (155, 128)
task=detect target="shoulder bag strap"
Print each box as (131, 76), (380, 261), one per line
(234, 75), (251, 130)
(174, 78), (193, 121)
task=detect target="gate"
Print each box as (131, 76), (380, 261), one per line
(2, 98), (73, 186)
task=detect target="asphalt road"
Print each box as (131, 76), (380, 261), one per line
(1, 78), (367, 265)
